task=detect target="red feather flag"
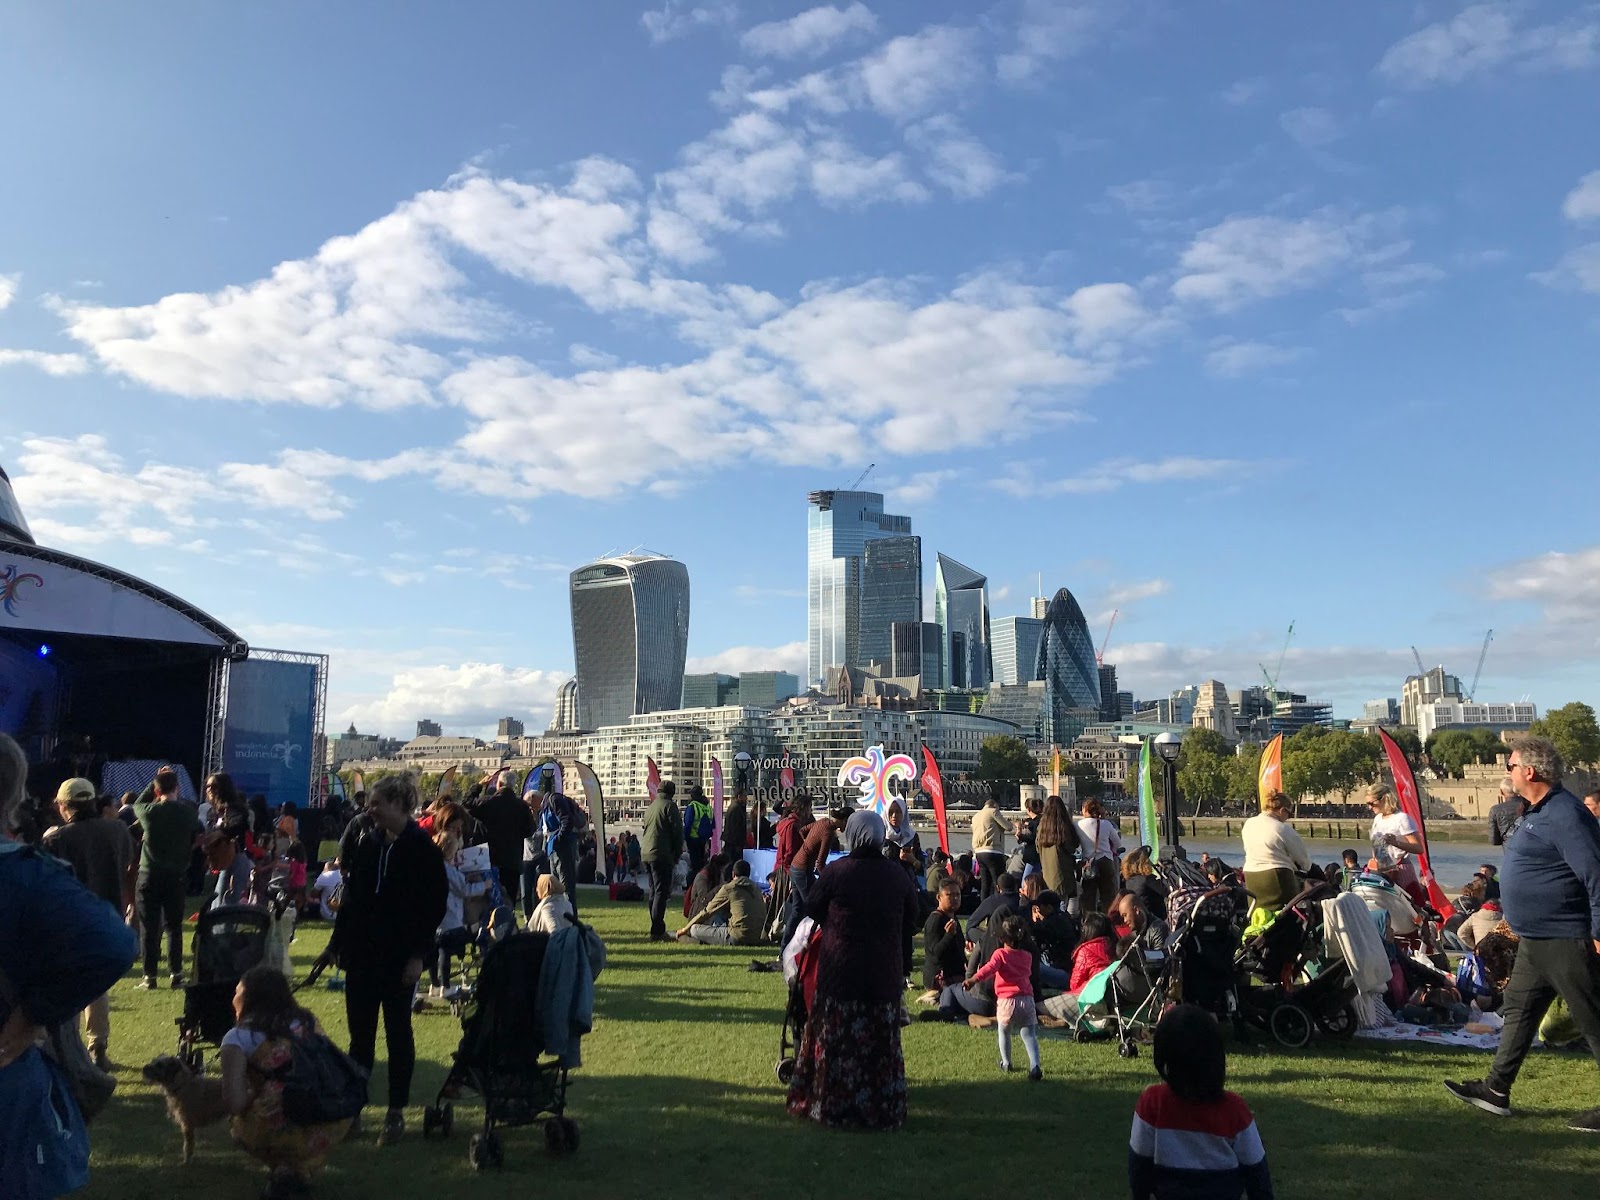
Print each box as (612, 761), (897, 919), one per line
(920, 744), (949, 855)
(646, 756), (661, 801)
(1378, 728), (1451, 914)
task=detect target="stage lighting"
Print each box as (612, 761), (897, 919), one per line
(37, 644), (50, 658)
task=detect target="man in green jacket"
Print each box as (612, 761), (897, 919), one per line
(640, 780), (684, 942)
(676, 859), (767, 945)
(132, 766), (202, 988)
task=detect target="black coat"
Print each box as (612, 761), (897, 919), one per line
(332, 819), (447, 975)
(720, 803), (748, 860)
(468, 790), (534, 882)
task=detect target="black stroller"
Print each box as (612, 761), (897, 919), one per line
(1235, 878), (1359, 1047)
(423, 930), (583, 1170)
(176, 904), (271, 1071)
(1161, 859), (1246, 1034)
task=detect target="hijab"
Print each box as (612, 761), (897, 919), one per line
(844, 809), (885, 856)
(884, 802), (915, 848)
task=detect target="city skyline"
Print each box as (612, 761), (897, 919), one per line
(2, 3), (1596, 738)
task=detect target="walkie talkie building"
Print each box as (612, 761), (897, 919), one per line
(570, 553), (690, 731)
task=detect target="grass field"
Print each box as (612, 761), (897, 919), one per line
(82, 896), (1600, 1200)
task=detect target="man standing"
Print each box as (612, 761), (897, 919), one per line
(782, 803), (850, 951)
(639, 780), (683, 942)
(682, 785), (713, 885)
(1489, 774), (1527, 846)
(41, 778), (131, 1069)
(540, 786), (585, 917)
(132, 767), (202, 989)
(1446, 735), (1600, 1130)
(467, 784), (533, 907)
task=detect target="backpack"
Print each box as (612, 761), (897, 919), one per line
(278, 1031), (369, 1126)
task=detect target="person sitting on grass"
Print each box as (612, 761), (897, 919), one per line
(527, 873), (575, 935)
(964, 914), (1044, 1081)
(221, 965), (353, 1200)
(1129, 1004), (1274, 1200)
(920, 879), (966, 1001)
(1039, 912), (1115, 1023)
(676, 859), (768, 946)
(1029, 889), (1079, 991)
(686, 851), (726, 924)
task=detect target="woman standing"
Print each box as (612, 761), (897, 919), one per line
(1241, 792), (1311, 911)
(1073, 798), (1123, 919)
(970, 795), (1008, 901)
(787, 811), (920, 1131)
(1034, 795), (1079, 904)
(1366, 782), (1428, 907)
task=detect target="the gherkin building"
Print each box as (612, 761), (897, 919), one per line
(1034, 587), (1101, 745)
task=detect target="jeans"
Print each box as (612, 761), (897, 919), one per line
(686, 839), (708, 885)
(937, 983), (996, 1021)
(1038, 962), (1071, 990)
(138, 868), (186, 978)
(215, 852), (253, 907)
(687, 924), (743, 945)
(1487, 936), (1600, 1095)
(551, 835), (579, 916)
(432, 927), (473, 989)
(782, 866), (814, 951)
(645, 858), (674, 938)
(521, 862), (542, 919)
(976, 852), (1007, 901)
(345, 965), (417, 1111)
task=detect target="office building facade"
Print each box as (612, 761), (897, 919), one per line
(1035, 587), (1101, 746)
(890, 620), (943, 685)
(807, 490), (912, 685)
(993, 615), (1045, 687)
(682, 673), (739, 708)
(736, 671), (800, 709)
(858, 535), (922, 671)
(1416, 701), (1537, 743)
(548, 678), (580, 732)
(935, 553), (991, 689)
(1097, 664), (1123, 722)
(1402, 667), (1464, 728)
(570, 553), (691, 732)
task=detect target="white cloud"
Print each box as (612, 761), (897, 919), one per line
(997, 0), (1106, 85)
(1487, 544), (1600, 625)
(1533, 243), (1600, 293)
(882, 468), (962, 508)
(1376, 3), (1599, 89)
(907, 116), (1015, 199)
(1220, 78), (1266, 106)
(998, 456), (1246, 498)
(1106, 179), (1172, 213)
(740, 3), (877, 59)
(1102, 579), (1170, 608)
(338, 662), (570, 739)
(0, 349), (89, 376)
(0, 273), (17, 310)
(1563, 170), (1600, 223)
(1279, 106), (1342, 148)
(1171, 211), (1401, 312)
(858, 26), (984, 120)
(686, 640), (808, 678)
(1205, 340), (1304, 378)
(641, 1), (738, 44)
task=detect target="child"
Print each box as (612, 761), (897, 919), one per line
(1040, 912), (1115, 1023)
(964, 914), (1043, 1081)
(284, 841), (308, 914)
(1130, 1005), (1274, 1200)
(527, 873), (576, 934)
(922, 879), (966, 999)
(431, 830), (489, 998)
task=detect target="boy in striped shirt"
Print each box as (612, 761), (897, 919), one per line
(1129, 1004), (1274, 1199)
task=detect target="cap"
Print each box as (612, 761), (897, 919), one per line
(55, 777), (97, 805)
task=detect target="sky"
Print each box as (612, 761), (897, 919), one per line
(1, 1), (1597, 739)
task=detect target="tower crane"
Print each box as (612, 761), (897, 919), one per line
(1258, 620), (1295, 703)
(1410, 646), (1426, 678)
(1467, 629), (1494, 701)
(1096, 609), (1118, 667)
(844, 463), (875, 490)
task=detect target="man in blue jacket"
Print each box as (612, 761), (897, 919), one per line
(1446, 735), (1600, 1130)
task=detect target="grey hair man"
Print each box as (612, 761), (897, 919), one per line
(1446, 735), (1600, 1130)
(1488, 772), (1526, 847)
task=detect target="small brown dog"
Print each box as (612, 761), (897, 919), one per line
(141, 1054), (230, 1163)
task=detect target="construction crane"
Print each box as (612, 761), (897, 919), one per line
(1411, 646), (1426, 678)
(1258, 620), (1295, 703)
(1467, 629), (1494, 701)
(844, 463), (875, 490)
(1096, 609), (1118, 667)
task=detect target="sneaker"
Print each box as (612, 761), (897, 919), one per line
(1566, 1107), (1600, 1133)
(170, 972), (185, 989)
(1444, 1079), (1511, 1117)
(426, 985), (443, 999)
(136, 976), (158, 990)
(999, 1061), (1013, 1073)
(1028, 1066), (1043, 1082)
(376, 1111), (404, 1146)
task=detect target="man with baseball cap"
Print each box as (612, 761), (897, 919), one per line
(42, 777), (132, 1070)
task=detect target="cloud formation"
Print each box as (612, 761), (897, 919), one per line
(1377, 3), (1599, 89)
(740, 4), (877, 59)
(1563, 170), (1600, 222)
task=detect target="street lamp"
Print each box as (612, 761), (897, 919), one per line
(1153, 732), (1183, 856)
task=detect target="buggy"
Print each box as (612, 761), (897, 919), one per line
(775, 917), (821, 1084)
(1061, 928), (1171, 1058)
(1235, 877), (1359, 1047)
(1160, 858), (1246, 1033)
(176, 903), (271, 1071)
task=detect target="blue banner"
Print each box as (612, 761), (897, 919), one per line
(222, 659), (318, 813)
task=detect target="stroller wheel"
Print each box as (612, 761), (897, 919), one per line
(422, 1105), (439, 1138)
(440, 1103), (453, 1137)
(545, 1116), (580, 1156)
(1316, 1004), (1359, 1040)
(469, 1131), (503, 1170)
(775, 1058), (796, 1086)
(1072, 1027), (1091, 1044)
(1118, 1041), (1138, 1059)
(1268, 1002), (1313, 1049)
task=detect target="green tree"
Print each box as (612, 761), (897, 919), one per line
(1182, 728), (1233, 759)
(1387, 728), (1423, 765)
(1427, 728), (1503, 778)
(1063, 763), (1105, 799)
(1177, 743), (1231, 817)
(976, 734), (1037, 801)
(1529, 702), (1600, 770)
(1227, 743), (1263, 811)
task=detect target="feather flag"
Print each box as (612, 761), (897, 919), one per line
(574, 760), (606, 880)
(711, 757), (725, 847)
(1257, 734), (1284, 811)
(350, 771), (365, 796)
(1137, 738), (1160, 860)
(1051, 744), (1061, 797)
(1379, 729), (1451, 914)
(646, 756), (661, 801)
(522, 764), (542, 800)
(436, 764), (458, 798)
(328, 773), (348, 805)
(920, 744), (949, 855)
(779, 766), (795, 794)
(480, 766), (507, 793)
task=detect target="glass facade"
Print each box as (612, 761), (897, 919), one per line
(737, 671), (799, 709)
(1097, 664), (1120, 722)
(1035, 587), (1101, 745)
(807, 490), (911, 685)
(889, 619), (942, 684)
(858, 535), (921, 670)
(934, 553), (991, 689)
(570, 554), (690, 732)
(992, 616), (1044, 686)
(682, 673), (738, 708)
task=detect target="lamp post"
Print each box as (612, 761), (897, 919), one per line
(1153, 732), (1183, 855)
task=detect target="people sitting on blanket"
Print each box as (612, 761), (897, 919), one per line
(924, 850), (952, 893)
(1038, 912), (1116, 1024)
(220, 965), (352, 1200)
(883, 799), (923, 868)
(1129, 1004), (1274, 1200)
(964, 914), (1044, 1080)
(676, 859), (768, 946)
(1111, 892), (1168, 954)
(527, 873), (575, 935)
(428, 829), (489, 1000)
(686, 851), (727, 923)
(1456, 899), (1504, 950)
(920, 879), (966, 1002)
(1029, 888), (1079, 991)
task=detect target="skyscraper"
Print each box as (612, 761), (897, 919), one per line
(0, 465), (33, 544)
(859, 535), (922, 670)
(548, 678), (579, 731)
(1035, 587), (1101, 745)
(934, 553), (991, 689)
(1097, 664), (1120, 722)
(807, 490), (912, 685)
(890, 620), (943, 685)
(992, 615), (1045, 686)
(570, 553), (690, 731)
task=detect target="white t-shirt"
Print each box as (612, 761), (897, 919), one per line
(1370, 811), (1418, 868)
(1074, 816), (1123, 862)
(310, 866), (343, 920)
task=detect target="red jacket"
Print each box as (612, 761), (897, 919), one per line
(1069, 936), (1114, 994)
(775, 815), (811, 871)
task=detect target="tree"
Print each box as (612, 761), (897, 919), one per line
(1182, 728), (1233, 760)
(1528, 702), (1600, 771)
(1427, 728), (1504, 779)
(1387, 728), (1423, 765)
(1227, 743), (1262, 811)
(1063, 763), (1105, 799)
(1178, 742), (1231, 817)
(976, 734), (1037, 802)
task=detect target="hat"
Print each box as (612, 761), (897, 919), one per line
(55, 777), (97, 806)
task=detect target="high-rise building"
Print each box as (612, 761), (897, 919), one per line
(858, 535), (922, 670)
(548, 678), (580, 732)
(807, 490), (912, 685)
(890, 620), (942, 684)
(993, 616), (1045, 686)
(1030, 595), (1049, 620)
(416, 719), (442, 737)
(1415, 701), (1537, 743)
(496, 717), (525, 740)
(682, 673), (739, 708)
(934, 553), (991, 689)
(736, 671), (799, 709)
(0, 465), (33, 544)
(1097, 664), (1122, 722)
(1362, 698), (1401, 724)
(1401, 667), (1463, 728)
(1035, 587), (1101, 745)
(570, 553), (690, 732)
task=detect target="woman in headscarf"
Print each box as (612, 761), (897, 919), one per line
(882, 799), (923, 868)
(786, 810), (920, 1131)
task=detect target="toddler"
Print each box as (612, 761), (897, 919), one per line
(964, 914), (1043, 1081)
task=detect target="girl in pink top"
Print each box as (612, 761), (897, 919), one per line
(965, 915), (1043, 1081)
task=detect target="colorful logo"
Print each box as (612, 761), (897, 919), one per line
(1, 565), (44, 618)
(837, 744), (920, 815)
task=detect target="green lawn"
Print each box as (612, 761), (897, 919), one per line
(83, 897), (1600, 1199)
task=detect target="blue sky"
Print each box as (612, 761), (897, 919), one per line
(2, 1), (1597, 738)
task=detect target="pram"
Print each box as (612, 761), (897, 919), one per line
(1160, 858), (1246, 1033)
(1235, 878), (1359, 1047)
(176, 904), (272, 1071)
(433, 865), (520, 1019)
(775, 918), (821, 1084)
(422, 929), (584, 1169)
(1063, 930), (1171, 1058)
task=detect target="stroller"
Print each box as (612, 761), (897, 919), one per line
(1063, 929), (1172, 1058)
(422, 928), (587, 1170)
(176, 904), (272, 1071)
(1160, 859), (1246, 1033)
(1235, 878), (1359, 1047)
(439, 866), (520, 1019)
(775, 918), (821, 1084)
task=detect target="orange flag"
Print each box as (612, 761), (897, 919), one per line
(1257, 734), (1283, 811)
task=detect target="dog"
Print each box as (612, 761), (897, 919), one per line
(141, 1054), (230, 1163)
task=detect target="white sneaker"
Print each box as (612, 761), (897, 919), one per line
(427, 985), (444, 999)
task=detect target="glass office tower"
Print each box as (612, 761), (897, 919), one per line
(858, 535), (922, 670)
(570, 553), (690, 731)
(1035, 586), (1101, 745)
(934, 553), (991, 689)
(992, 615), (1045, 686)
(807, 490), (912, 686)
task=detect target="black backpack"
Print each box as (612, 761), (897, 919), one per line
(279, 1031), (368, 1126)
